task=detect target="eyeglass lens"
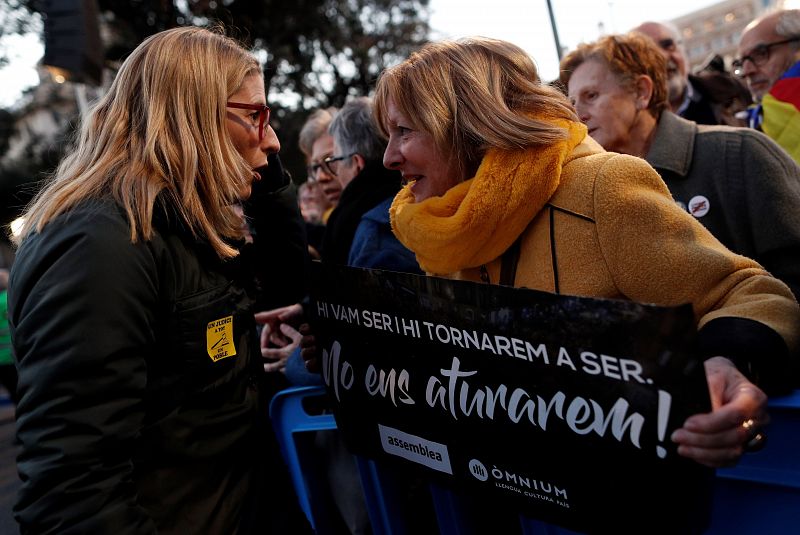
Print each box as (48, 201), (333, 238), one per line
(226, 102), (270, 141)
(323, 154), (356, 176)
(255, 108), (270, 142)
(733, 38), (800, 76)
(658, 38), (677, 51)
(307, 162), (325, 180)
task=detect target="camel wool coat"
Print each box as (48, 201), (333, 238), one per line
(444, 137), (799, 386)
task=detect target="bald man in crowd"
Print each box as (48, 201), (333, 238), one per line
(736, 9), (800, 162)
(633, 21), (718, 124)
(634, 21), (751, 126)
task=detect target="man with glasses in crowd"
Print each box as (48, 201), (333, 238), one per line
(284, 98), (421, 535)
(321, 97), (419, 271)
(736, 9), (800, 162)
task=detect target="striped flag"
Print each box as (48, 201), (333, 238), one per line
(761, 60), (800, 162)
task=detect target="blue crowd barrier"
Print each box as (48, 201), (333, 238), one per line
(269, 386), (337, 532)
(269, 386), (800, 534)
(706, 390), (800, 534)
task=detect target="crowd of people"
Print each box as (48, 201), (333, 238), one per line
(3, 7), (800, 535)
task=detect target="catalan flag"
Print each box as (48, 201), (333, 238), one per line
(761, 60), (800, 163)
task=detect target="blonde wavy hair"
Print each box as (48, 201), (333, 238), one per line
(17, 26), (261, 258)
(373, 37), (578, 180)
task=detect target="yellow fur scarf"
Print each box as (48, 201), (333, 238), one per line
(390, 120), (587, 275)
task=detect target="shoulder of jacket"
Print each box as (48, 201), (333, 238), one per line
(694, 124), (795, 167)
(563, 151), (660, 191)
(360, 198), (392, 225)
(692, 122), (771, 147)
(555, 152), (669, 220)
(21, 199), (168, 271)
(35, 199), (128, 245)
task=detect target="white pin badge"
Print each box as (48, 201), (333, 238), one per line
(688, 195), (710, 218)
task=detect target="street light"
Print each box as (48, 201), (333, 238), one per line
(41, 0), (103, 119)
(41, 0), (103, 87)
(545, 0), (564, 61)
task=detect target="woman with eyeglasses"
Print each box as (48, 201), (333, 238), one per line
(299, 107), (344, 212)
(8, 27), (310, 534)
(367, 37), (799, 470)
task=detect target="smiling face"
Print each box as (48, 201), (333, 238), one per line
(225, 74), (280, 199)
(381, 98), (462, 203)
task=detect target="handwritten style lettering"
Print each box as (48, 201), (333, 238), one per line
(425, 357), (646, 449)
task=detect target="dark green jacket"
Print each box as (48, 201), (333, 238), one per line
(646, 111), (800, 301)
(9, 170), (309, 534)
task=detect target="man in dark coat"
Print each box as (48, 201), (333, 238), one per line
(634, 21), (751, 126)
(321, 97), (419, 273)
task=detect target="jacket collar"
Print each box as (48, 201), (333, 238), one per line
(321, 159), (401, 265)
(645, 110), (696, 178)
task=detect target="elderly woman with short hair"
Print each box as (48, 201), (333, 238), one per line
(560, 32), (800, 304)
(299, 107), (342, 209)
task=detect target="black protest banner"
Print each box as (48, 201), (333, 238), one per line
(309, 263), (713, 534)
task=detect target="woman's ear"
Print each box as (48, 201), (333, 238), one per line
(635, 75), (654, 111)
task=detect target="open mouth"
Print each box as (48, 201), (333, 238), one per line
(401, 175), (421, 187)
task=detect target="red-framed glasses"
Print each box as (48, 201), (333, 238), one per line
(226, 101), (271, 141)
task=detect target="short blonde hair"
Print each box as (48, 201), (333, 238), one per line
(560, 33), (669, 119)
(17, 26), (260, 258)
(373, 37), (578, 180)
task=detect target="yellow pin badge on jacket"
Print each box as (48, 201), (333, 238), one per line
(207, 316), (237, 361)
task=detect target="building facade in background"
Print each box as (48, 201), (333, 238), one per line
(671, 0), (786, 71)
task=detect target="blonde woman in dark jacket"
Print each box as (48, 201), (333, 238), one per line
(9, 27), (309, 534)
(371, 37), (799, 469)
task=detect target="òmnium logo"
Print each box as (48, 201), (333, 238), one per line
(469, 459), (489, 481)
(378, 424), (452, 474)
(468, 459), (571, 509)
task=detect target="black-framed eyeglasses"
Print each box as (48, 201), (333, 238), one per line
(226, 101), (271, 141)
(656, 38), (681, 52)
(732, 37), (800, 77)
(306, 160), (328, 179)
(307, 152), (356, 179)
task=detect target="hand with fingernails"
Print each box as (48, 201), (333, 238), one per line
(260, 322), (303, 373)
(254, 304), (304, 373)
(671, 356), (768, 467)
